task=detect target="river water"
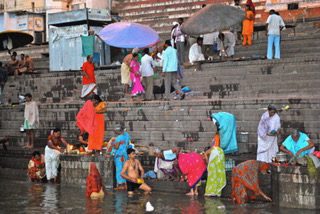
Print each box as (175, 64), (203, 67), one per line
(0, 179), (317, 214)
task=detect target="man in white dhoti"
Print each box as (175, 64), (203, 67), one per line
(257, 105), (281, 163)
(45, 128), (69, 183)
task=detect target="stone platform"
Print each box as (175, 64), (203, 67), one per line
(272, 165), (320, 210)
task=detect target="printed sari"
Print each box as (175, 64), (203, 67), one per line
(27, 156), (45, 181)
(205, 147), (226, 196)
(231, 160), (269, 204)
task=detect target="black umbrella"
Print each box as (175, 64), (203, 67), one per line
(0, 30), (33, 51)
(181, 4), (245, 35)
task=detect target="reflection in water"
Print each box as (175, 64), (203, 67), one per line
(42, 184), (58, 213)
(0, 179), (318, 214)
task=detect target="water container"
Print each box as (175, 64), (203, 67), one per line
(238, 132), (249, 143)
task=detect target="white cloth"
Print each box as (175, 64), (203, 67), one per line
(257, 136), (278, 163)
(154, 157), (174, 179)
(24, 101), (39, 128)
(266, 14), (285, 35)
(189, 43), (205, 64)
(257, 112), (281, 163)
(217, 32), (236, 56)
(81, 83), (97, 98)
(45, 146), (61, 180)
(141, 54), (154, 77)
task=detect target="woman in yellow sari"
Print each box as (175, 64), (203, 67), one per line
(87, 95), (107, 152)
(242, 5), (254, 46)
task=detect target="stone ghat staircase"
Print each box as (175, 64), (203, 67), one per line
(1, 23), (320, 180)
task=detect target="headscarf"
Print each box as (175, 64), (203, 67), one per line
(86, 163), (103, 197)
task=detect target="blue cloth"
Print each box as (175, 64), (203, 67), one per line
(144, 170), (157, 179)
(282, 132), (312, 158)
(163, 150), (177, 161)
(113, 132), (131, 185)
(267, 35), (280, 59)
(81, 35), (94, 57)
(162, 46), (178, 72)
(212, 112), (238, 154)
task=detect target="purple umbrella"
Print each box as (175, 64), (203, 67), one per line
(98, 22), (160, 48)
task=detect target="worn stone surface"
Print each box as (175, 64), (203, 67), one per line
(271, 165), (320, 210)
(60, 154), (114, 189)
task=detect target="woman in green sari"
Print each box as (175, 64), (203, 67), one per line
(204, 145), (226, 197)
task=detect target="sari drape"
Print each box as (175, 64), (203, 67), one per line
(205, 147), (226, 196)
(178, 152), (206, 187)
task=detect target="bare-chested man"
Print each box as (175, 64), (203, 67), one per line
(44, 128), (68, 183)
(121, 148), (152, 195)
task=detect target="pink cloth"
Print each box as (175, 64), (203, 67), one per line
(76, 100), (95, 135)
(130, 60), (144, 96)
(178, 152), (206, 187)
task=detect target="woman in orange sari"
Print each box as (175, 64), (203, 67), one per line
(86, 162), (105, 199)
(231, 160), (272, 204)
(242, 5), (254, 46)
(28, 151), (46, 182)
(88, 95), (106, 152)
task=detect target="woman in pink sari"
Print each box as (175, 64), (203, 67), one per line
(178, 152), (206, 196)
(130, 53), (145, 97)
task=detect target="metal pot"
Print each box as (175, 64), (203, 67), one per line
(276, 152), (288, 163)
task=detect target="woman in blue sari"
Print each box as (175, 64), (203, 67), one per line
(211, 112), (238, 154)
(112, 125), (131, 190)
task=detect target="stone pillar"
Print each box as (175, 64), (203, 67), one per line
(60, 154), (114, 189)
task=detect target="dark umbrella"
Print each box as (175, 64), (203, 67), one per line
(0, 30), (33, 51)
(181, 4), (245, 35)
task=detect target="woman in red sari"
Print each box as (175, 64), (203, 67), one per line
(86, 162), (105, 199)
(28, 151), (46, 182)
(231, 160), (272, 204)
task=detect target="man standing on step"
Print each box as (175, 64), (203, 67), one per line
(162, 40), (184, 100)
(266, 10), (285, 60)
(81, 55), (97, 98)
(141, 48), (154, 101)
(173, 18), (186, 64)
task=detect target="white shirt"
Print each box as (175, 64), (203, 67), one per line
(266, 14), (285, 35)
(141, 54), (154, 77)
(174, 24), (185, 42)
(189, 43), (204, 63)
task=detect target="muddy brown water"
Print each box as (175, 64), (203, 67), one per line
(0, 179), (317, 214)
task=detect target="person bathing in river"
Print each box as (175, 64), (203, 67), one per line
(121, 148), (152, 195)
(86, 163), (105, 199)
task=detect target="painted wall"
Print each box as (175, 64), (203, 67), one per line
(71, 0), (110, 10)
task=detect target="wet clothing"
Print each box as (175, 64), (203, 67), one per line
(44, 145), (61, 180)
(126, 180), (142, 192)
(231, 160), (269, 204)
(112, 132), (131, 185)
(86, 163), (104, 199)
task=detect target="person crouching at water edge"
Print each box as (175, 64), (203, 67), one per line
(121, 148), (152, 195)
(231, 160), (272, 204)
(45, 128), (69, 183)
(86, 163), (105, 200)
(28, 151), (46, 182)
